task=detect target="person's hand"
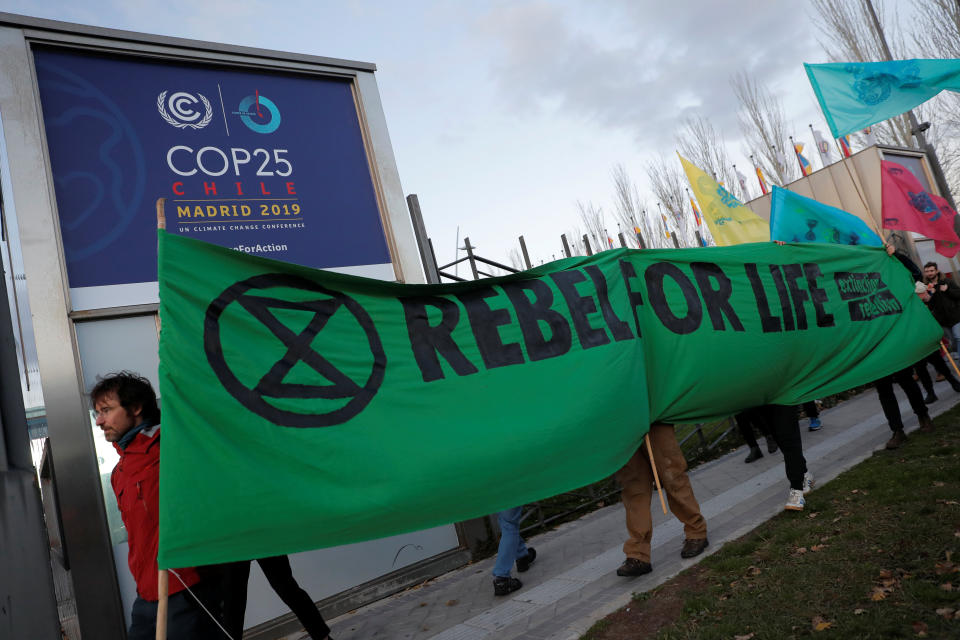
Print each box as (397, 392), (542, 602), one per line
(773, 240), (786, 246)
(885, 243), (896, 256)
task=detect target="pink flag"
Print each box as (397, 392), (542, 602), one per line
(881, 160), (960, 258)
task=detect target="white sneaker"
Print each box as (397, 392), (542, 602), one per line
(784, 489), (805, 511)
(802, 472), (815, 495)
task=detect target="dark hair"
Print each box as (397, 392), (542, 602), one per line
(924, 261), (939, 270)
(90, 371), (160, 424)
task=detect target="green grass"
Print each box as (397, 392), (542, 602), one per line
(583, 405), (960, 640)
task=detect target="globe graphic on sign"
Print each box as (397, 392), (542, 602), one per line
(35, 61), (146, 262)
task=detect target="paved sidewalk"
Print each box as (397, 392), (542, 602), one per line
(286, 382), (959, 640)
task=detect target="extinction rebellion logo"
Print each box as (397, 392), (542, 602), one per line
(204, 274), (386, 428)
(157, 91), (213, 129)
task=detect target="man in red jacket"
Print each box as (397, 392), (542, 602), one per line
(92, 372), (219, 640)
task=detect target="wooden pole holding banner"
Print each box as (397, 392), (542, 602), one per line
(157, 197), (167, 231)
(155, 196), (169, 640)
(156, 570), (169, 640)
(644, 433), (668, 515)
(942, 341), (960, 379)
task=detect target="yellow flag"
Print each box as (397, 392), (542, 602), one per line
(679, 155), (769, 245)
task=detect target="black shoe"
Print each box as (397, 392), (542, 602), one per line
(744, 446), (763, 463)
(680, 538), (709, 558)
(516, 547), (537, 573)
(919, 415), (935, 433)
(493, 576), (522, 596)
(616, 557), (652, 577)
(924, 391), (938, 404)
(765, 435), (779, 454)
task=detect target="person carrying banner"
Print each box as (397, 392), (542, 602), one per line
(801, 401), (823, 432)
(216, 556), (332, 640)
(921, 261), (960, 361)
(911, 280), (960, 403)
(759, 405), (815, 511)
(491, 507), (537, 595)
(91, 372), (220, 640)
(615, 423), (708, 577)
(735, 408), (777, 463)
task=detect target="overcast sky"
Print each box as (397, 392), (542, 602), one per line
(1, 1), (877, 271)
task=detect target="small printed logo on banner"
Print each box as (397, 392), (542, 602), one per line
(204, 274), (385, 427)
(233, 89), (282, 134)
(834, 271), (902, 321)
(157, 91), (213, 129)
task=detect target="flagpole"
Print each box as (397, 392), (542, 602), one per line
(154, 197), (169, 640)
(864, 0), (956, 209)
(942, 342), (960, 379)
(789, 136), (805, 176)
(644, 434), (668, 515)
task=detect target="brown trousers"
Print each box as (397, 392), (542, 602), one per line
(616, 423), (707, 562)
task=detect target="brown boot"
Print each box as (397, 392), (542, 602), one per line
(918, 415), (934, 433)
(616, 557), (652, 577)
(885, 429), (907, 449)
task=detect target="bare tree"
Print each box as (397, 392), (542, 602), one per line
(913, 0), (960, 195)
(913, 0), (960, 57)
(507, 248), (524, 271)
(645, 156), (699, 248)
(575, 200), (611, 252)
(610, 164), (655, 248)
(808, 0), (915, 148)
(731, 71), (796, 186)
(677, 116), (741, 199)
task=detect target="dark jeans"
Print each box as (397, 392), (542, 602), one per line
(801, 401), (819, 419)
(735, 407), (770, 449)
(875, 365), (928, 432)
(762, 405), (807, 491)
(914, 350), (958, 393)
(221, 555), (330, 640)
(127, 581), (220, 640)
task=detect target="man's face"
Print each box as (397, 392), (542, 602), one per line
(94, 391), (141, 443)
(925, 265), (939, 281)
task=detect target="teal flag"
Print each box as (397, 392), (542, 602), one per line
(805, 59), (960, 138)
(769, 186), (883, 247)
(158, 231), (939, 568)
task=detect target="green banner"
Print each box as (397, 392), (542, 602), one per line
(157, 231), (939, 568)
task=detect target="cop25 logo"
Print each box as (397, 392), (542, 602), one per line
(157, 91), (213, 129)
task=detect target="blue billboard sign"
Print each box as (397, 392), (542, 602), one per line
(33, 47), (392, 298)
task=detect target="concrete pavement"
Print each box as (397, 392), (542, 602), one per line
(279, 380), (959, 640)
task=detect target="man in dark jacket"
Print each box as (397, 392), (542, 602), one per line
(922, 261), (960, 359)
(92, 372), (218, 640)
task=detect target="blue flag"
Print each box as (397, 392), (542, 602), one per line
(769, 186), (883, 247)
(805, 59), (960, 138)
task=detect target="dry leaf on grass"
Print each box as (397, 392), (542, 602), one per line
(935, 607), (956, 619)
(853, 608), (866, 615)
(810, 544), (827, 552)
(733, 634), (755, 640)
(795, 547), (808, 554)
(871, 588), (887, 601)
(811, 615), (833, 631)
(912, 620), (928, 636)
(746, 566), (761, 576)
(933, 481), (945, 487)
(939, 582), (954, 591)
